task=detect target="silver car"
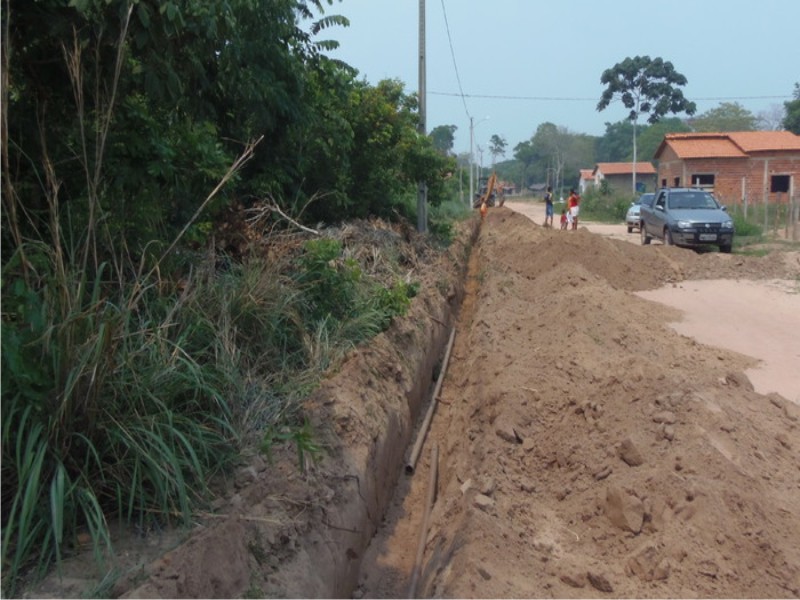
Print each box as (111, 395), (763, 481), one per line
(640, 188), (734, 253)
(626, 193), (653, 233)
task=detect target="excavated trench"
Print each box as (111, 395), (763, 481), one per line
(108, 217), (482, 599)
(35, 207), (800, 599)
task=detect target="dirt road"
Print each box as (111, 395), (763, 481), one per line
(505, 199), (800, 404)
(357, 203), (800, 598)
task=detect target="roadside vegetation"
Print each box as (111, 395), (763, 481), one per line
(0, 1), (468, 594)
(577, 187), (633, 223)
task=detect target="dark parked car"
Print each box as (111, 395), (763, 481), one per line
(639, 188), (734, 253)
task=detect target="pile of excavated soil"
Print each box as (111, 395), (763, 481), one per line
(25, 208), (800, 599)
(358, 208), (800, 598)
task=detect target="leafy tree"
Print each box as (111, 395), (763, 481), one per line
(596, 121), (635, 162)
(309, 78), (451, 223)
(527, 123), (594, 194)
(783, 83), (800, 134)
(430, 124), (457, 155)
(689, 102), (758, 132)
(3, 0), (329, 258)
(531, 123), (565, 188)
(597, 55), (696, 195)
(489, 134), (507, 166)
(4, 0), (449, 253)
(637, 117), (691, 160)
(597, 117), (690, 162)
(513, 140), (536, 190)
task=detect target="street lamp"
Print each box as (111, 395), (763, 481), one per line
(469, 115), (489, 207)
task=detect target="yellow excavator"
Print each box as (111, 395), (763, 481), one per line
(473, 171), (504, 209)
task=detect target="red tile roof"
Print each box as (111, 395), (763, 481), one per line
(579, 169), (594, 180)
(593, 162), (656, 176)
(727, 131), (800, 152)
(655, 131), (800, 159)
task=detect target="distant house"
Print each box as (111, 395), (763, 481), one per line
(497, 179), (516, 196)
(653, 131), (800, 206)
(528, 182), (548, 195)
(591, 162), (657, 194)
(578, 169), (594, 195)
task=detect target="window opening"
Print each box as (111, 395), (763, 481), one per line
(692, 174), (715, 188)
(771, 175), (790, 193)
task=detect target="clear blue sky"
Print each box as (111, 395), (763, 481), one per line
(326, 0), (800, 158)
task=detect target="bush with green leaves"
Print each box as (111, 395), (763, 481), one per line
(294, 237), (418, 340)
(579, 188), (631, 223)
(1, 227), (424, 594)
(1, 248), (240, 595)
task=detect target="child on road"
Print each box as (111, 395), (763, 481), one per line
(543, 186), (554, 228)
(567, 189), (581, 230)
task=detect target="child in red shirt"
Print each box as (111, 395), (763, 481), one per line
(567, 189), (580, 230)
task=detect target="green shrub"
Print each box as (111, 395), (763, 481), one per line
(732, 213), (764, 238)
(370, 279), (419, 330)
(429, 197), (471, 243)
(1, 250), (239, 596)
(580, 189), (633, 223)
(296, 238), (362, 323)
(1, 226), (424, 595)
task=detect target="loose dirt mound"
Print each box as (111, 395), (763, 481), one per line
(359, 208), (800, 598)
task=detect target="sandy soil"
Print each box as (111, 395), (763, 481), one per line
(357, 202), (800, 598)
(25, 201), (800, 599)
(507, 200), (800, 404)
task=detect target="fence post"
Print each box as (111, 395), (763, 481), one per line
(781, 192), (788, 240)
(742, 177), (748, 219)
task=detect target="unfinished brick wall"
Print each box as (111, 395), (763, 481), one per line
(656, 147), (799, 207)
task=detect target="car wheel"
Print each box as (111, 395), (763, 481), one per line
(640, 224), (651, 245)
(664, 228), (673, 246)
(719, 243), (732, 253)
(627, 225), (633, 233)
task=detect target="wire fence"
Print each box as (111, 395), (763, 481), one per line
(730, 192), (800, 242)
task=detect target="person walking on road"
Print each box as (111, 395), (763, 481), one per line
(543, 186), (554, 228)
(568, 189), (581, 230)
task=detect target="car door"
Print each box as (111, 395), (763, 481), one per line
(650, 191), (668, 237)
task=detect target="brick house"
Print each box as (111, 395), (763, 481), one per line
(652, 131), (800, 206)
(591, 162), (657, 194)
(578, 169), (594, 194)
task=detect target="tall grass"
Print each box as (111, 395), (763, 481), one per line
(579, 188), (633, 223)
(1, 225), (420, 594)
(1, 243), (240, 594)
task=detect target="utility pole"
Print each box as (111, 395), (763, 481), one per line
(469, 116), (474, 207)
(632, 117), (638, 198)
(469, 116), (489, 208)
(416, 0), (427, 233)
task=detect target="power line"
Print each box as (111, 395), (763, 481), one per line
(438, 0), (470, 119)
(430, 91), (792, 102)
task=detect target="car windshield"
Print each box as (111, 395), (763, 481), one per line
(635, 194), (653, 206)
(667, 192), (718, 210)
